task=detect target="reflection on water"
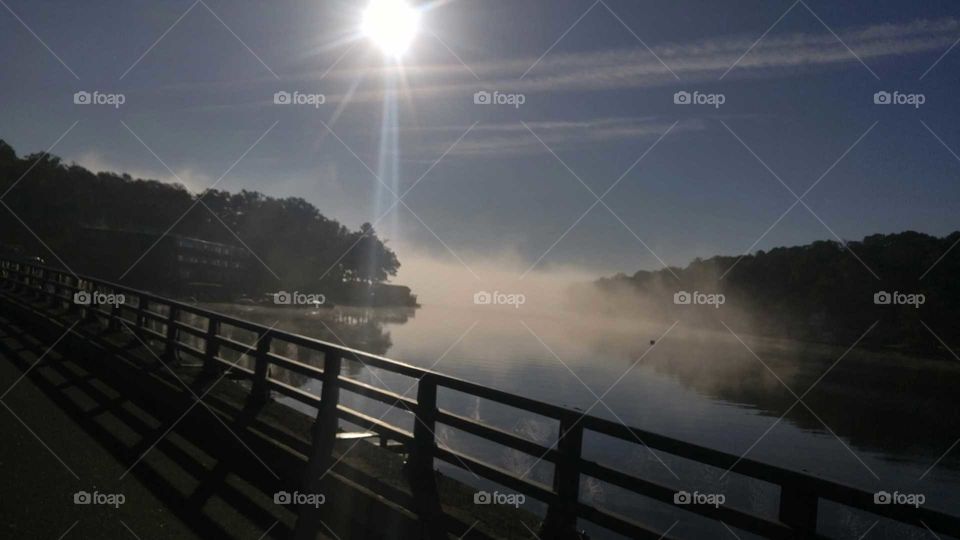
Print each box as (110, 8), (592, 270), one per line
(634, 335), (960, 461)
(192, 304), (412, 384)
(201, 302), (960, 539)
(211, 303), (412, 354)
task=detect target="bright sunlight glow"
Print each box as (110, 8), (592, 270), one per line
(362, 0), (420, 58)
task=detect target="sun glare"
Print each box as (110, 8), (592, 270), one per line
(362, 0), (420, 58)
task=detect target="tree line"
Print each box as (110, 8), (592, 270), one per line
(582, 231), (960, 354)
(0, 139), (401, 297)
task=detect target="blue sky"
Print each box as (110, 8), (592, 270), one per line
(2, 0), (960, 278)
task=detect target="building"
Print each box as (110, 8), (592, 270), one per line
(334, 281), (419, 307)
(72, 227), (250, 300)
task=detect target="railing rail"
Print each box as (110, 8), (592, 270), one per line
(2, 257), (959, 539)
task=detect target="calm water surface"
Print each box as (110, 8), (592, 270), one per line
(205, 302), (960, 539)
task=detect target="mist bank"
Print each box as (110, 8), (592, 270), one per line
(391, 242), (597, 315)
(573, 231), (960, 356)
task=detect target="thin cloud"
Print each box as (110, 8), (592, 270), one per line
(399, 118), (703, 158)
(151, 18), (960, 111)
(307, 17), (960, 102)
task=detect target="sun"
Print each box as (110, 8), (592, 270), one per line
(362, 0), (420, 58)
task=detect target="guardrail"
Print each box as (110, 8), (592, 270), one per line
(1, 257), (958, 539)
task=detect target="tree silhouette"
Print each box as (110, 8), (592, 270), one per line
(589, 232), (960, 353)
(0, 139), (402, 300)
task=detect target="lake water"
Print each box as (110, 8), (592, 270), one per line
(203, 301), (960, 539)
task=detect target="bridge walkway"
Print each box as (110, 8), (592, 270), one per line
(0, 309), (332, 539)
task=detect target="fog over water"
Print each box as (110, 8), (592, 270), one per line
(208, 252), (960, 539)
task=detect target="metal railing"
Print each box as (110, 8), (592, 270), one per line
(1, 257), (958, 539)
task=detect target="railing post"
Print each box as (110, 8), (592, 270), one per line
(26, 265), (35, 290)
(413, 374), (438, 464)
(202, 317), (221, 374)
(108, 301), (121, 332)
(315, 350), (341, 461)
(779, 485), (818, 535)
(107, 289), (127, 332)
(250, 330), (273, 404)
(80, 285), (102, 323)
(44, 269), (56, 303)
(60, 275), (71, 309)
(37, 268), (54, 305)
(81, 288), (99, 322)
(135, 295), (147, 338)
(164, 305), (180, 364)
(293, 350), (342, 540)
(68, 280), (82, 314)
(13, 262), (22, 289)
(25, 265), (35, 292)
(541, 412), (585, 539)
(408, 373), (446, 539)
(28, 266), (42, 298)
(12, 262), (22, 291)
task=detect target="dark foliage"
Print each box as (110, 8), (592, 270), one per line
(594, 232), (960, 351)
(0, 139), (400, 295)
